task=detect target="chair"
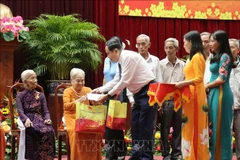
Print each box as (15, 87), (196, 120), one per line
(8, 82), (44, 160)
(55, 83), (71, 160)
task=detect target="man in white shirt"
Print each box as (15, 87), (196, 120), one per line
(159, 38), (185, 160)
(136, 34), (162, 82)
(229, 38), (240, 160)
(93, 36), (157, 160)
(200, 32), (213, 85)
(136, 34), (161, 150)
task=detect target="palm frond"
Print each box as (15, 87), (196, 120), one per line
(22, 14), (106, 79)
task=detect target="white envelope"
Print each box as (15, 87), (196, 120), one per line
(87, 93), (103, 101)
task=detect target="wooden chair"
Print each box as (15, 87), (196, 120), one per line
(8, 82), (44, 160)
(55, 83), (71, 160)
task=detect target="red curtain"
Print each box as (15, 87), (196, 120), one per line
(91, 0), (119, 88)
(0, 0), (94, 21)
(1, 0), (240, 89)
(118, 16), (240, 59)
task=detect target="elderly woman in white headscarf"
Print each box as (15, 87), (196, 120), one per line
(63, 68), (102, 160)
(16, 69), (55, 160)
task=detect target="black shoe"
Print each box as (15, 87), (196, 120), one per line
(163, 155), (171, 160)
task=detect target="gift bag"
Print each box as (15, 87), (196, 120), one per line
(106, 100), (127, 130)
(75, 102), (107, 133)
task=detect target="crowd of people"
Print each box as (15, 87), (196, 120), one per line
(10, 30), (240, 160)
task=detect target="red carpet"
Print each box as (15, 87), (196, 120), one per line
(55, 155), (238, 160)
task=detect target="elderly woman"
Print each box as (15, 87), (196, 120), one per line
(16, 69), (55, 160)
(63, 68), (102, 160)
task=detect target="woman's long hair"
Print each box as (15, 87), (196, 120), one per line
(184, 30), (205, 60)
(210, 30), (235, 68)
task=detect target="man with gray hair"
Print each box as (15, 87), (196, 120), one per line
(200, 32), (213, 85)
(136, 34), (162, 82)
(229, 38), (240, 160)
(136, 34), (161, 150)
(159, 38), (185, 160)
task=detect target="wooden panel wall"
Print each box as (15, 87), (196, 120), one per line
(0, 40), (19, 101)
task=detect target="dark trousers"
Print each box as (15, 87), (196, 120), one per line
(104, 90), (127, 160)
(160, 100), (182, 159)
(130, 82), (157, 160)
(105, 127), (126, 159)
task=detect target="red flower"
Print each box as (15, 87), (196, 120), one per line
(124, 136), (129, 143)
(233, 143), (236, 149)
(0, 112), (6, 121)
(0, 104), (4, 108)
(232, 132), (236, 137)
(156, 145), (161, 151)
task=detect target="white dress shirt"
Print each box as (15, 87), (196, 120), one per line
(204, 53), (213, 85)
(230, 56), (240, 110)
(145, 53), (162, 82)
(159, 57), (185, 83)
(99, 50), (155, 97)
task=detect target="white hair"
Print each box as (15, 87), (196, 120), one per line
(165, 38), (179, 48)
(136, 34), (150, 43)
(200, 32), (211, 37)
(70, 68), (85, 80)
(229, 38), (240, 48)
(21, 69), (36, 82)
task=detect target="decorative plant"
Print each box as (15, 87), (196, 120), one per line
(22, 14), (105, 80)
(0, 16), (29, 42)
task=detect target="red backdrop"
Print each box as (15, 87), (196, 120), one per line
(1, 0), (240, 89)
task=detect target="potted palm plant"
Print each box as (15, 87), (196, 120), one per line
(22, 14), (105, 80)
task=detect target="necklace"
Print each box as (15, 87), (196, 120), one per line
(71, 87), (82, 98)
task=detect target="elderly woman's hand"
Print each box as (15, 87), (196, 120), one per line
(75, 96), (87, 103)
(25, 118), (33, 128)
(90, 100), (102, 106)
(44, 119), (52, 125)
